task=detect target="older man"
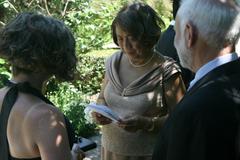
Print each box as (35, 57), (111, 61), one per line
(152, 0), (240, 160)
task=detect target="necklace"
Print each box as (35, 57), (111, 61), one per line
(128, 52), (155, 68)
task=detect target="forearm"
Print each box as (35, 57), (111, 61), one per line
(144, 114), (168, 133)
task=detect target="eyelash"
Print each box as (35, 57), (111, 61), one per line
(117, 36), (137, 42)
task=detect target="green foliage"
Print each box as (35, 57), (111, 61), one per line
(87, 49), (116, 58)
(45, 53), (109, 136)
(64, 2), (118, 53)
(0, 0), (91, 21)
(75, 54), (106, 94)
(0, 0), (119, 53)
(0, 58), (10, 88)
(46, 82), (97, 137)
(155, 0), (172, 28)
(0, 0), (172, 53)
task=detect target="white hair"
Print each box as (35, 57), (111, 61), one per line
(178, 0), (240, 50)
(236, 38), (240, 54)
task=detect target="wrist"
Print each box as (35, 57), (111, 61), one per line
(146, 117), (158, 132)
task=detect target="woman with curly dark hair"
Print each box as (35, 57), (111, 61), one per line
(0, 12), (84, 160)
(91, 2), (186, 160)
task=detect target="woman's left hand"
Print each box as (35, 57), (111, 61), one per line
(117, 115), (151, 132)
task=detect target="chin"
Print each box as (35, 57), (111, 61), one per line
(178, 53), (194, 71)
(180, 61), (193, 71)
(125, 51), (138, 57)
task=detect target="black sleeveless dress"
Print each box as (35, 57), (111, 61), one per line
(0, 81), (77, 160)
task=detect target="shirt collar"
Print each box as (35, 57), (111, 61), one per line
(188, 53), (239, 90)
(170, 20), (175, 26)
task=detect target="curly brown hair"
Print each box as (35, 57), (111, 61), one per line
(0, 12), (77, 81)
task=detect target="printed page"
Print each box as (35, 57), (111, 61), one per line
(86, 103), (121, 122)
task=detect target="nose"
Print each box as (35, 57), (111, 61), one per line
(123, 37), (132, 50)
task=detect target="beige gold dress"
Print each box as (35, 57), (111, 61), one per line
(101, 51), (180, 160)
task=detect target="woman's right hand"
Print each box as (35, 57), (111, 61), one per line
(91, 112), (112, 125)
(71, 143), (85, 160)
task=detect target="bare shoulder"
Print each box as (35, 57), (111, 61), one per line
(0, 87), (10, 99)
(22, 102), (66, 142)
(23, 103), (72, 159)
(24, 103), (65, 132)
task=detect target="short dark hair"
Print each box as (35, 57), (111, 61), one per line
(0, 12), (77, 81)
(112, 2), (164, 49)
(173, 0), (180, 19)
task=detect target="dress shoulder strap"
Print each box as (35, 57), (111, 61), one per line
(0, 85), (19, 160)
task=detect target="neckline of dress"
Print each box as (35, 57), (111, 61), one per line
(127, 51), (156, 68)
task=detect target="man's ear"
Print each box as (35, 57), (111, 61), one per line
(185, 22), (197, 48)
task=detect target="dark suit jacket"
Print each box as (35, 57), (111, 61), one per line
(155, 25), (179, 61)
(152, 58), (240, 160)
(155, 24), (194, 88)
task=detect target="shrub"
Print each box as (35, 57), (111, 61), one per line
(46, 82), (97, 137)
(45, 53), (108, 136)
(75, 54), (106, 94)
(0, 0), (118, 54)
(64, 2), (118, 53)
(0, 58), (11, 88)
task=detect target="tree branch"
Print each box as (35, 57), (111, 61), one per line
(62, 0), (70, 17)
(27, 0), (35, 8)
(6, 1), (18, 13)
(0, 21), (5, 26)
(44, 0), (51, 16)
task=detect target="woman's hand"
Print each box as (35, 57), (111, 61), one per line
(91, 112), (112, 125)
(117, 115), (151, 132)
(71, 143), (85, 160)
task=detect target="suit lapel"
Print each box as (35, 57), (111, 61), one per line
(186, 58), (240, 96)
